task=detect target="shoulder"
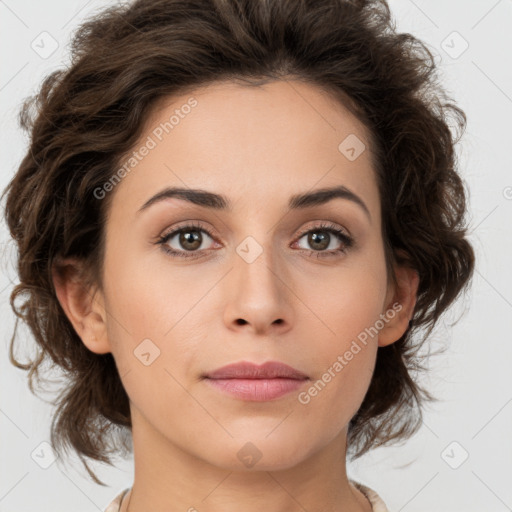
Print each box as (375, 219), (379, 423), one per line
(104, 488), (130, 512)
(350, 479), (391, 512)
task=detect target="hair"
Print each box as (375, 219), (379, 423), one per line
(1, 0), (475, 485)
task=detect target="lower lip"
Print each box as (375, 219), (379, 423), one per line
(204, 377), (308, 401)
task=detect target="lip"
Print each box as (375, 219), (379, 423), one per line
(203, 361), (309, 402)
(204, 361), (309, 380)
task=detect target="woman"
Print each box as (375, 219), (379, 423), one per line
(1, 0), (475, 510)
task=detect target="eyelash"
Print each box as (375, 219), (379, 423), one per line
(155, 221), (354, 260)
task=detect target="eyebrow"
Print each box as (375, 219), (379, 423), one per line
(137, 185), (371, 221)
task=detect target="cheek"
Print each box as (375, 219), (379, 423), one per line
(100, 247), (212, 402)
(292, 256), (386, 423)
(304, 283), (381, 388)
(297, 296), (379, 440)
(298, 256), (388, 351)
(101, 238), (202, 338)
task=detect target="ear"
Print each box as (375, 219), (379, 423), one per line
(378, 261), (420, 347)
(51, 257), (111, 354)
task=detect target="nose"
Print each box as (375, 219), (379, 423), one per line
(222, 240), (294, 336)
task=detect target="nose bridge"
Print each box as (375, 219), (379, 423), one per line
(234, 232), (283, 300)
(230, 204), (281, 282)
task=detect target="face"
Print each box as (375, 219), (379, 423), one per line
(92, 79), (399, 471)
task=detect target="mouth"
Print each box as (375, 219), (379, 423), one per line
(203, 361), (310, 401)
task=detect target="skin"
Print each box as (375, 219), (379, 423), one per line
(53, 79), (419, 512)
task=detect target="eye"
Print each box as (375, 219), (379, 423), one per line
(293, 222), (354, 258)
(156, 221), (218, 259)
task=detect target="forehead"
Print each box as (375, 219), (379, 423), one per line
(108, 79), (380, 221)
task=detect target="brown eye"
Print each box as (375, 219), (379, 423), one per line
(157, 223), (217, 258)
(297, 228), (347, 252)
(178, 229), (203, 251)
(306, 231), (330, 251)
(293, 222), (354, 258)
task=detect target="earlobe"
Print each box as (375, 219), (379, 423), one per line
(378, 264), (420, 347)
(51, 257), (111, 354)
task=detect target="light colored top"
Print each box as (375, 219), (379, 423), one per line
(351, 480), (390, 512)
(104, 479), (390, 512)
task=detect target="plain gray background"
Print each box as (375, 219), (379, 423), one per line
(1, 1), (511, 511)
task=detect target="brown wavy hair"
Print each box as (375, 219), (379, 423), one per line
(1, 0), (475, 485)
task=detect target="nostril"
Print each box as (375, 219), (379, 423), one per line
(235, 318), (247, 325)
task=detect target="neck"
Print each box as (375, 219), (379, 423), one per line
(120, 408), (372, 512)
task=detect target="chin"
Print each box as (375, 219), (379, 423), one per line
(199, 432), (312, 472)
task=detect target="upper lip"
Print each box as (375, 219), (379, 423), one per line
(204, 361), (309, 380)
